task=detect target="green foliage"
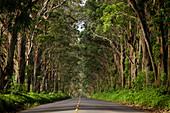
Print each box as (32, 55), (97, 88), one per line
(123, 58), (130, 78)
(133, 71), (146, 91)
(100, 2), (134, 33)
(152, 42), (161, 63)
(148, 71), (155, 84)
(37, 34), (55, 47)
(110, 66), (115, 76)
(0, 92), (70, 113)
(91, 87), (170, 110)
(7, 74), (28, 93)
(159, 73), (167, 86)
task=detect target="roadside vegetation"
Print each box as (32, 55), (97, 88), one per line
(91, 87), (170, 112)
(0, 91), (70, 113)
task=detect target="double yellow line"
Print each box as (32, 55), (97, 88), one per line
(74, 98), (81, 113)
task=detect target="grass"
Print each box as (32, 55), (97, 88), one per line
(0, 91), (70, 113)
(90, 87), (170, 110)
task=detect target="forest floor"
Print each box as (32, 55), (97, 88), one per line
(0, 91), (70, 113)
(90, 87), (170, 113)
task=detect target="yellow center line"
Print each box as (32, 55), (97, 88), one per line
(74, 98), (81, 113)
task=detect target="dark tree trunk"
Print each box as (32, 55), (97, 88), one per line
(17, 33), (26, 84)
(54, 70), (58, 92)
(27, 53), (34, 92)
(0, 66), (4, 91)
(51, 70), (54, 91)
(47, 71), (51, 92)
(26, 40), (34, 92)
(33, 47), (42, 92)
(4, 29), (18, 91)
(112, 63), (117, 90)
(167, 28), (170, 91)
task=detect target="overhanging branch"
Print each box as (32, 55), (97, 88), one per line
(89, 21), (121, 56)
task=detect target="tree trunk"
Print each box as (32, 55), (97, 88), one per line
(159, 0), (166, 74)
(54, 69), (58, 92)
(112, 62), (117, 90)
(26, 35), (34, 92)
(141, 35), (150, 87)
(120, 42), (125, 89)
(33, 47), (42, 92)
(129, 0), (156, 80)
(0, 27), (5, 90)
(26, 54), (33, 92)
(0, 66), (4, 91)
(47, 71), (51, 92)
(130, 49), (134, 81)
(41, 76), (46, 92)
(137, 23), (142, 75)
(167, 28), (170, 91)
(41, 57), (48, 92)
(96, 74), (99, 92)
(51, 70), (54, 92)
(17, 33), (26, 85)
(4, 29), (18, 91)
(37, 79), (41, 93)
(27, 53), (33, 92)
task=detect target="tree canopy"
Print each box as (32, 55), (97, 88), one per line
(0, 0), (169, 98)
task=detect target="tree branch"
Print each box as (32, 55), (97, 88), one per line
(37, 0), (50, 16)
(89, 22), (121, 56)
(51, 0), (67, 11)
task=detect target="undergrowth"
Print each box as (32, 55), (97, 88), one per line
(91, 87), (170, 110)
(0, 91), (70, 113)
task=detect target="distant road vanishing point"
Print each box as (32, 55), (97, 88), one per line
(19, 98), (146, 113)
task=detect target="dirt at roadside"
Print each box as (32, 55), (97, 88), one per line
(119, 102), (170, 113)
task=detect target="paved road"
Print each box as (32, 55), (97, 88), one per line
(19, 98), (146, 113)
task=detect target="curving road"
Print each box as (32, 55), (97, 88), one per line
(19, 98), (146, 113)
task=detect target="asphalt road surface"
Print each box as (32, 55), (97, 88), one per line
(19, 98), (146, 113)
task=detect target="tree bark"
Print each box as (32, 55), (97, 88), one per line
(4, 29), (18, 91)
(141, 34), (150, 87)
(137, 23), (142, 75)
(54, 70), (58, 92)
(41, 56), (48, 92)
(112, 62), (117, 90)
(0, 66), (4, 91)
(167, 28), (170, 91)
(17, 33), (26, 85)
(41, 76), (46, 92)
(120, 41), (125, 89)
(129, 0), (156, 81)
(26, 51), (34, 92)
(26, 33), (34, 92)
(159, 0), (166, 75)
(33, 47), (42, 92)
(51, 70), (54, 92)
(47, 71), (51, 92)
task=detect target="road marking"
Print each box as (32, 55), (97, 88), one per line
(74, 98), (81, 113)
